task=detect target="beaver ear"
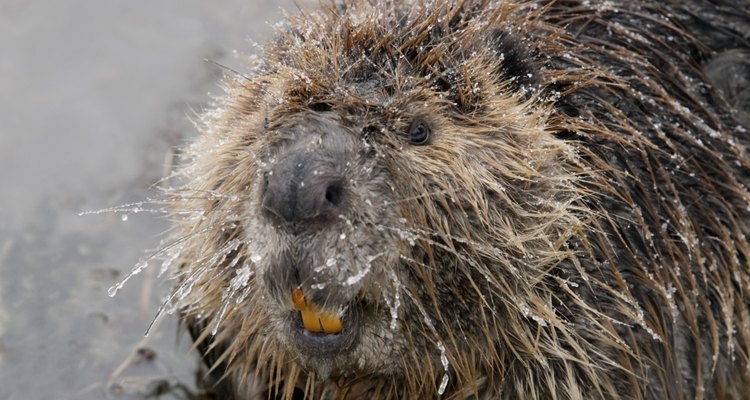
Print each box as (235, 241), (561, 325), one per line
(485, 29), (539, 90)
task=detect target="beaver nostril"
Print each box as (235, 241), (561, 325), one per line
(262, 174), (270, 195)
(325, 183), (344, 207)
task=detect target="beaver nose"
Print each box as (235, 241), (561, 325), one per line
(261, 153), (347, 229)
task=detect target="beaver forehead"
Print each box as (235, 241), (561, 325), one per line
(269, 69), (459, 123)
(263, 4), (537, 118)
(267, 114), (359, 152)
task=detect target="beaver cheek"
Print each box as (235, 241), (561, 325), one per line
(257, 247), (298, 306)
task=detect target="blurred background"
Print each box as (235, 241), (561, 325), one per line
(0, 1), (297, 398)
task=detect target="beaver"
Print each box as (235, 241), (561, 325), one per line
(155, 0), (750, 398)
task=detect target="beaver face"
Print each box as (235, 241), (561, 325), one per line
(170, 2), (583, 394)
(220, 11), (578, 385)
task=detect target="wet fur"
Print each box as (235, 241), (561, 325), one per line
(159, 0), (750, 399)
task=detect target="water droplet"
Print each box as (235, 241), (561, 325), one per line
(438, 374), (449, 395)
(437, 341), (450, 395)
(121, 214), (129, 221)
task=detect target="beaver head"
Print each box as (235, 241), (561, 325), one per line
(160, 0), (750, 398)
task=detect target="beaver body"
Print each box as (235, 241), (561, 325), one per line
(163, 0), (750, 398)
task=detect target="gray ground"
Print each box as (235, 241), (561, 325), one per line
(0, 1), (296, 398)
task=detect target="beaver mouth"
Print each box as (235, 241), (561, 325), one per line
(289, 310), (360, 356)
(287, 288), (361, 356)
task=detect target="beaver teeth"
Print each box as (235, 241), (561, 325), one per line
(291, 288), (343, 334)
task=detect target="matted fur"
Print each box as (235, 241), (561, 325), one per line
(155, 0), (750, 398)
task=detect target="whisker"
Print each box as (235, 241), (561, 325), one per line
(403, 287), (451, 396)
(144, 262), (211, 336)
(373, 187), (459, 207)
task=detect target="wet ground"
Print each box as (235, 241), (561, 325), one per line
(0, 1), (295, 398)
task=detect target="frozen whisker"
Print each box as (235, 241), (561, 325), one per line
(204, 58), (253, 82)
(344, 252), (384, 286)
(387, 223), (491, 249)
(108, 259), (149, 297)
(375, 188), (459, 207)
(162, 195), (248, 204)
(78, 198), (231, 220)
(107, 227), (211, 297)
(108, 219), (236, 300)
(158, 241), (185, 278)
(78, 200), (170, 217)
(404, 288), (450, 396)
(234, 282), (254, 305)
(399, 254), (436, 271)
(437, 342), (450, 395)
(212, 301), (232, 336)
(144, 237), (246, 335)
(377, 223), (512, 284)
(165, 187), (252, 201)
(204, 238), (244, 267)
(383, 269), (402, 331)
(311, 257), (336, 275)
(212, 263), (252, 335)
(145, 263), (213, 336)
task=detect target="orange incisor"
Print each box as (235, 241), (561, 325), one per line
(291, 288), (343, 334)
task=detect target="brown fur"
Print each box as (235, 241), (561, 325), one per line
(155, 0), (750, 398)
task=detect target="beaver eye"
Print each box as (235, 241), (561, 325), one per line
(408, 120), (431, 145)
(309, 102), (332, 112)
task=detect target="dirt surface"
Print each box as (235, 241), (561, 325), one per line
(0, 1), (295, 398)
